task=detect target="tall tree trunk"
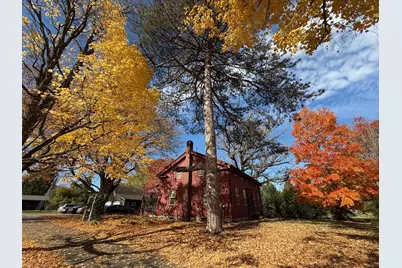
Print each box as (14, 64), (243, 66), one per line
(203, 50), (222, 234)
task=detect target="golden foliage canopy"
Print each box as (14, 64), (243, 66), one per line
(185, 0), (379, 54)
(22, 0), (101, 171)
(58, 0), (175, 181)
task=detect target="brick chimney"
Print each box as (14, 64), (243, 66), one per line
(186, 140), (193, 154)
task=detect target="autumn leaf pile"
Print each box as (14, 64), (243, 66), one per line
(52, 216), (378, 267)
(22, 232), (71, 268)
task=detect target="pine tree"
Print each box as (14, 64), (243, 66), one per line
(129, 0), (321, 233)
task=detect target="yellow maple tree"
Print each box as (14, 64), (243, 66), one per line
(185, 0), (378, 54)
(55, 0), (177, 220)
(22, 0), (101, 171)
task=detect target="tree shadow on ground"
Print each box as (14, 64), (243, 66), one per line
(224, 217), (286, 232)
(336, 232), (379, 242)
(300, 229), (378, 267)
(225, 253), (259, 267)
(295, 218), (378, 232)
(23, 230), (175, 267)
(303, 227), (378, 245)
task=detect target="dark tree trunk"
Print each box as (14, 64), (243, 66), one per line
(331, 206), (353, 221)
(184, 141), (193, 221)
(203, 50), (222, 234)
(87, 177), (120, 222)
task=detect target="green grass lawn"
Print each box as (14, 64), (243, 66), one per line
(349, 213), (377, 221)
(22, 210), (58, 214)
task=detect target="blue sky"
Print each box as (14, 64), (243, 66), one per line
(175, 29), (379, 166)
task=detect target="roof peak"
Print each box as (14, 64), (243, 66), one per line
(156, 150), (261, 186)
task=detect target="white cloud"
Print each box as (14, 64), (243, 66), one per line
(347, 64), (377, 82)
(292, 29), (379, 99)
(328, 78), (349, 90)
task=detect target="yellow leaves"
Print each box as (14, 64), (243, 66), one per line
(52, 0), (170, 181)
(52, 216), (378, 267)
(185, 0), (273, 52)
(22, 232), (71, 268)
(22, 16), (29, 26)
(185, 0), (378, 54)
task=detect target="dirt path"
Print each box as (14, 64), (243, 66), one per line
(23, 218), (174, 268)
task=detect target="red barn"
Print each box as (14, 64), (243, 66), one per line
(141, 141), (262, 221)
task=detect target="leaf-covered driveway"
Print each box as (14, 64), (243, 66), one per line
(22, 218), (174, 268)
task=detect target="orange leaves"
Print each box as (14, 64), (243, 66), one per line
(324, 188), (361, 208)
(290, 108), (379, 209)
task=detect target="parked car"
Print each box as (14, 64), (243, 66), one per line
(105, 205), (130, 214)
(57, 204), (79, 214)
(66, 205), (82, 214)
(76, 206), (87, 214)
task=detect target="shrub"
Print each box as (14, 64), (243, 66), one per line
(50, 183), (90, 206)
(261, 183), (282, 218)
(363, 197), (379, 219)
(260, 181), (326, 220)
(280, 182), (326, 219)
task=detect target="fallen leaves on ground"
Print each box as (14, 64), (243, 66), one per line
(22, 232), (71, 268)
(52, 216), (379, 267)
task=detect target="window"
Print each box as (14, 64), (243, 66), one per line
(169, 191), (176, 205)
(252, 193), (256, 207)
(235, 187), (240, 205)
(197, 170), (205, 177)
(243, 190), (247, 206)
(176, 172), (182, 179)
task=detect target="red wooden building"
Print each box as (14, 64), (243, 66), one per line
(141, 141), (262, 221)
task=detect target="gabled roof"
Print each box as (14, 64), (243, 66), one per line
(156, 151), (262, 186)
(113, 184), (142, 201)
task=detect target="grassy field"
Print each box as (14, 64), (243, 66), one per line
(349, 213), (377, 220)
(47, 216), (378, 267)
(22, 210), (58, 214)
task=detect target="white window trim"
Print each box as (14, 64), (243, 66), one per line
(169, 190), (176, 205)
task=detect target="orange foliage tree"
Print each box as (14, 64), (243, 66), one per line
(289, 108), (378, 211)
